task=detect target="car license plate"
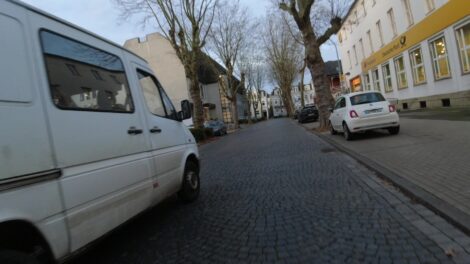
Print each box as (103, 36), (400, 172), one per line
(364, 108), (383, 114)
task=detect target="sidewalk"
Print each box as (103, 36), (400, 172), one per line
(299, 114), (470, 233)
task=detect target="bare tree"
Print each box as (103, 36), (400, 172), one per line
(264, 14), (302, 117)
(279, 0), (351, 130)
(208, 0), (249, 128)
(114, 0), (217, 129)
(237, 21), (265, 122)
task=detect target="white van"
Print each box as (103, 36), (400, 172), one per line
(0, 1), (200, 263)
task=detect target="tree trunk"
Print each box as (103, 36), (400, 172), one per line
(231, 96), (239, 128)
(306, 44), (335, 130)
(189, 75), (204, 129)
(281, 86), (295, 117)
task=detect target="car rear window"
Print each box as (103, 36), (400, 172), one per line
(350, 93), (386, 106)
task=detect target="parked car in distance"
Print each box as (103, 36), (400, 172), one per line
(298, 105), (319, 123)
(329, 91), (400, 140)
(0, 1), (200, 263)
(204, 120), (227, 136)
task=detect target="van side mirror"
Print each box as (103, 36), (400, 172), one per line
(178, 100), (192, 121)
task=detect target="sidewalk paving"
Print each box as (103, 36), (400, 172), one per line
(299, 114), (470, 234)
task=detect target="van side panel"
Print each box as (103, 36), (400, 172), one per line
(0, 0), (55, 179)
(28, 11), (154, 252)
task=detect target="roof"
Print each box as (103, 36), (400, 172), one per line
(340, 0), (360, 28)
(197, 53), (241, 89)
(324, 60), (342, 76)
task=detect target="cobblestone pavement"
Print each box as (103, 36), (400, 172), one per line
(303, 115), (470, 230)
(71, 118), (470, 264)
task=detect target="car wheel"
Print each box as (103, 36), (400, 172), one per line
(0, 250), (40, 264)
(343, 123), (354, 141)
(329, 121), (337, 135)
(388, 126), (400, 135)
(178, 161), (200, 203)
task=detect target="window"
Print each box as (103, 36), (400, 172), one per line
(353, 45), (358, 65)
(334, 97), (346, 109)
(354, 10), (358, 25)
(382, 63), (393, 92)
(79, 87), (92, 102)
(91, 70), (103, 80)
(372, 0), (376, 6)
(367, 30), (374, 54)
(455, 22), (470, 73)
(137, 70), (165, 116)
(394, 56), (408, 89)
(426, 0), (435, 13)
(66, 64), (80, 76)
(359, 39), (365, 60)
(347, 50), (352, 69)
(137, 70), (177, 120)
(40, 30), (133, 112)
(372, 68), (381, 91)
(109, 75), (121, 85)
(402, 0), (414, 26)
(429, 36), (451, 79)
(350, 92), (385, 106)
(376, 20), (384, 47)
(361, 0), (366, 16)
(387, 8), (397, 37)
(409, 47), (427, 84)
(363, 73), (371, 91)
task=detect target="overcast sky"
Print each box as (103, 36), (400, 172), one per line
(22, 0), (339, 89)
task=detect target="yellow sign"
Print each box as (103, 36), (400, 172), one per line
(361, 0), (470, 72)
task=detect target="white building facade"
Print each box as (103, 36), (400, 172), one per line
(291, 83), (316, 109)
(270, 88), (288, 117)
(338, 0), (470, 110)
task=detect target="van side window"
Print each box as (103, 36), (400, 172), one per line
(40, 30), (134, 112)
(137, 70), (177, 120)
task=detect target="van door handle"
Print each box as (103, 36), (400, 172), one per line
(150, 127), (162, 133)
(128, 127), (143, 135)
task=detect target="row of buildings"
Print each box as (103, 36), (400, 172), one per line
(338, 0), (470, 110)
(124, 32), (343, 124)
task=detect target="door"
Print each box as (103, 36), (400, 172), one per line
(133, 66), (188, 203)
(33, 25), (153, 251)
(332, 97), (347, 130)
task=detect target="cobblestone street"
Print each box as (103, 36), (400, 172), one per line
(71, 119), (470, 264)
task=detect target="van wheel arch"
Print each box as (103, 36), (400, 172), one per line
(0, 220), (54, 264)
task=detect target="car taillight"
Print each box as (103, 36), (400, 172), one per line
(389, 105), (396, 112)
(349, 110), (359, 118)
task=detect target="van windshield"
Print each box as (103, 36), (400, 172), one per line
(350, 93), (386, 106)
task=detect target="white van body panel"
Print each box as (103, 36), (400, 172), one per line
(0, 181), (69, 259)
(1, 1), (200, 262)
(0, 0), (55, 179)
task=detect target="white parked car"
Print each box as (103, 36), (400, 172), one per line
(329, 91), (400, 140)
(0, 1), (200, 263)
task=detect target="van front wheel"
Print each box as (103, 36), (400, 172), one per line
(178, 162), (200, 203)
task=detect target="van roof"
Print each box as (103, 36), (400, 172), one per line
(10, 0), (148, 63)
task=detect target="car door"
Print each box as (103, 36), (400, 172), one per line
(33, 26), (153, 252)
(331, 98), (342, 129)
(336, 98), (348, 131)
(132, 64), (188, 203)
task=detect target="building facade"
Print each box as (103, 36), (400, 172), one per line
(270, 88), (288, 117)
(291, 83), (316, 110)
(124, 33), (248, 126)
(338, 0), (470, 110)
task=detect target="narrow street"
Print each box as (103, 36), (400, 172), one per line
(71, 119), (469, 263)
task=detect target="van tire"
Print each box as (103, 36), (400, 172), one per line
(178, 162), (200, 203)
(0, 250), (40, 264)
